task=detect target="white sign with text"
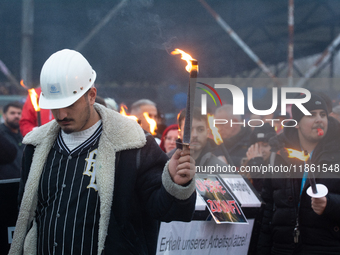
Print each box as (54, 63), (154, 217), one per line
(221, 175), (261, 208)
(156, 219), (254, 255)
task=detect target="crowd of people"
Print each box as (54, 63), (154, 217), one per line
(1, 49), (340, 254)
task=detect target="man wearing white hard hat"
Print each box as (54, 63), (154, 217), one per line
(9, 49), (196, 255)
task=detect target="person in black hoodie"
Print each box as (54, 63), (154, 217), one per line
(257, 93), (340, 255)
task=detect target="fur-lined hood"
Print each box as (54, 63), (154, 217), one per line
(9, 103), (147, 255)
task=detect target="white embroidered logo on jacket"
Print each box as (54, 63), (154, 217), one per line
(84, 149), (98, 191)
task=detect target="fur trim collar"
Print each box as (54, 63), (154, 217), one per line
(23, 103), (146, 151)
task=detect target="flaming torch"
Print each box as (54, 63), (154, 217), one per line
(207, 114), (234, 166)
(171, 49), (198, 148)
(20, 80), (41, 126)
(143, 112), (157, 136)
(285, 148), (328, 197)
(119, 104), (139, 122)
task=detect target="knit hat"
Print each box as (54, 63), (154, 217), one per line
(159, 124), (179, 152)
(291, 93), (328, 123)
(249, 123), (277, 145)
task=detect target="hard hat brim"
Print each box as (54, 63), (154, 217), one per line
(39, 90), (88, 110)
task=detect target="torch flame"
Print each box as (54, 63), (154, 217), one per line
(28, 89), (40, 111)
(120, 105), (138, 122)
(20, 80), (40, 112)
(171, 48), (196, 72)
(285, 148), (310, 161)
(20, 79), (28, 90)
(207, 114), (223, 145)
(143, 112), (157, 136)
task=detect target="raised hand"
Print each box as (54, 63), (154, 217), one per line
(168, 147), (195, 185)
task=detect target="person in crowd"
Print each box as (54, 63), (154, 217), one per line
(214, 104), (251, 168)
(248, 113), (262, 131)
(19, 87), (54, 137)
(244, 123), (277, 193)
(130, 99), (158, 133)
(159, 124), (178, 153)
(174, 108), (227, 166)
(272, 111), (291, 134)
(0, 129), (17, 165)
(0, 101), (24, 179)
(155, 111), (167, 140)
(9, 49), (196, 255)
(257, 93), (340, 254)
(104, 97), (119, 111)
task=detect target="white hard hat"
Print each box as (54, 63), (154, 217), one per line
(39, 49), (96, 109)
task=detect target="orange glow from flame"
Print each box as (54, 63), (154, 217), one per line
(143, 112), (157, 135)
(120, 105), (138, 122)
(285, 148), (310, 161)
(20, 80), (40, 112)
(171, 48), (196, 72)
(207, 114), (223, 145)
(28, 89), (40, 112)
(20, 79), (28, 90)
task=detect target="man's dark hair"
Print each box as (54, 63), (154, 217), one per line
(3, 101), (22, 114)
(177, 108), (207, 128)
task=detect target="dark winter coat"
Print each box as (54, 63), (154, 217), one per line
(0, 129), (17, 165)
(0, 123), (24, 179)
(9, 104), (196, 255)
(258, 117), (340, 255)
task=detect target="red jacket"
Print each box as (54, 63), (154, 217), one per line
(19, 87), (54, 137)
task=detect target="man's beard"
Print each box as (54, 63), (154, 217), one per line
(7, 119), (19, 130)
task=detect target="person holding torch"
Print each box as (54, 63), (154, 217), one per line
(258, 93), (340, 255)
(9, 49), (196, 255)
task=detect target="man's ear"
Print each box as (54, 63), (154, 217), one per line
(88, 87), (97, 105)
